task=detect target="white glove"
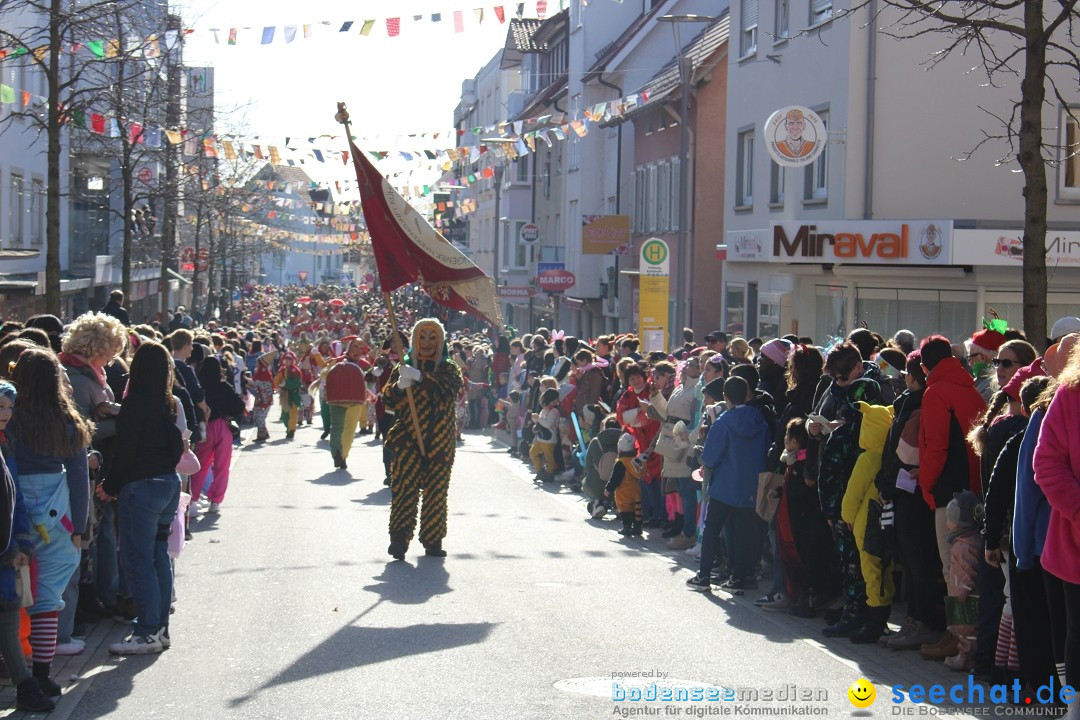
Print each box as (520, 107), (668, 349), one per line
(372, 366), (383, 377)
(398, 364), (422, 389)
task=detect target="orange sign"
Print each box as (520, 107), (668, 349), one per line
(582, 215), (631, 255)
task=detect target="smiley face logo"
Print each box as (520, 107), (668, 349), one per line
(848, 678), (876, 708)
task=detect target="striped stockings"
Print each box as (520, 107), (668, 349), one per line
(29, 611), (58, 666)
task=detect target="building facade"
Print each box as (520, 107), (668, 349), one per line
(722, 0), (1080, 342)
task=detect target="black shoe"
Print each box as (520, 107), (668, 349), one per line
(686, 574), (713, 592)
(823, 612), (864, 638)
(823, 607), (844, 625)
(16, 678), (55, 712)
(850, 605), (890, 644)
(33, 674), (61, 698)
(388, 534), (408, 561)
(286, 431), (295, 440)
(424, 542), (447, 557)
(320, 430), (330, 440)
(340, 457), (348, 470)
(383, 476), (392, 487)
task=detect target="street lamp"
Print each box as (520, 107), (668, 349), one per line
(658, 14), (714, 339)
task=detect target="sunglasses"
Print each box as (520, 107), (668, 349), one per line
(992, 358), (1017, 369)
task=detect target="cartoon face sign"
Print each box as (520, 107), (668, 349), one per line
(765, 106), (827, 167)
(847, 678), (876, 708)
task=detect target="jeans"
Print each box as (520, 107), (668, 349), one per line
(640, 478), (664, 524)
(676, 477), (698, 538)
(118, 474), (181, 638)
(699, 498), (758, 579)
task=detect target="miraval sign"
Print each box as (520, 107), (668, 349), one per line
(726, 221), (953, 265)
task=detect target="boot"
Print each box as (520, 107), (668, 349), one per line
(631, 518), (643, 537)
(320, 429), (330, 440)
(16, 678), (55, 713)
(618, 512), (634, 536)
(423, 541), (447, 557)
(662, 514), (684, 539)
(790, 590), (817, 618)
(388, 533), (409, 560)
(823, 607), (865, 638)
(850, 605), (891, 644)
(331, 450), (342, 468)
(921, 632), (960, 659)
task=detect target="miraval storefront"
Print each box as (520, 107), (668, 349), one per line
(720, 220), (1080, 343)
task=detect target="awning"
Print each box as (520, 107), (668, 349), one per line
(166, 268), (192, 285)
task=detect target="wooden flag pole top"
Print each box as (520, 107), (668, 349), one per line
(336, 102), (427, 457)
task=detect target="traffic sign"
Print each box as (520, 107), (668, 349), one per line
(520, 223), (540, 244)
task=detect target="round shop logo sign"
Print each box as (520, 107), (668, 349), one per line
(764, 106), (827, 167)
(919, 223), (944, 260)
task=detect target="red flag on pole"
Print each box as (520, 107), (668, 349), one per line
(346, 134), (501, 326)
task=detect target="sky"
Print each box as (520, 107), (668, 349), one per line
(176, 0), (518, 161)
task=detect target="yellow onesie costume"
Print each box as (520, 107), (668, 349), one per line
(841, 401), (896, 640)
(384, 318), (463, 559)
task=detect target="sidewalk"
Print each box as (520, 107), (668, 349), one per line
(0, 618), (131, 719)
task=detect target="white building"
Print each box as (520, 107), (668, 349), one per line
(722, 0), (1080, 342)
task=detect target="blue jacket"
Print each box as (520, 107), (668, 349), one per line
(702, 404), (772, 508)
(1013, 407), (1050, 570)
(0, 446), (36, 610)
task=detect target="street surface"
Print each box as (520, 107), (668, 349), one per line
(1, 425), (1002, 719)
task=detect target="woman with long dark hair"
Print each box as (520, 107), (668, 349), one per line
(98, 341), (183, 654)
(8, 349), (92, 698)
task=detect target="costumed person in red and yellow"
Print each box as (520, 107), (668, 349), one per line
(323, 337), (371, 470)
(385, 318), (462, 560)
(615, 362), (663, 527)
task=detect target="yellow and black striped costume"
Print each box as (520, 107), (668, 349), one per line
(383, 357), (462, 550)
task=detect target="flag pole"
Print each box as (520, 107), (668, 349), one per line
(336, 102), (427, 457)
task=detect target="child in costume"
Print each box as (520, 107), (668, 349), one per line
(529, 388), (561, 482)
(384, 319), (463, 560)
(274, 351), (303, 440)
(840, 401), (896, 643)
(943, 490), (982, 671)
(604, 432), (643, 536)
(250, 352), (276, 443)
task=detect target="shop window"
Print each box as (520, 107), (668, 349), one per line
(736, 130), (754, 208)
(1059, 107), (1080, 201)
(759, 296), (781, 339)
(658, 161), (670, 232)
(853, 287), (976, 342)
(816, 284), (847, 340)
(30, 178), (43, 246)
(670, 156), (681, 232)
(725, 283), (746, 335)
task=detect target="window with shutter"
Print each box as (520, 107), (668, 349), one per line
(810, 0), (832, 25)
(741, 0), (758, 55)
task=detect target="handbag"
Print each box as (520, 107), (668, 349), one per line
(755, 470), (785, 522)
(169, 492), (190, 558)
(176, 429), (201, 475)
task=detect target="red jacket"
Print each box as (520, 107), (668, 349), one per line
(918, 357), (986, 509)
(616, 382), (662, 481)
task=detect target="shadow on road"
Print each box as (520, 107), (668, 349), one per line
(229, 561), (491, 707)
(308, 470), (356, 486)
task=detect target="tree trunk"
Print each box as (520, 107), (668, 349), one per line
(1019, 0), (1049, 351)
(44, 0), (63, 314)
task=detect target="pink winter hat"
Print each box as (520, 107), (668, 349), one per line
(1002, 359), (1046, 401)
(759, 338), (793, 367)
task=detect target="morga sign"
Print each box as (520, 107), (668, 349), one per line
(727, 221), (953, 265)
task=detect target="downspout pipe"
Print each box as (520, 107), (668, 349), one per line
(597, 72), (624, 322)
(863, 0), (877, 219)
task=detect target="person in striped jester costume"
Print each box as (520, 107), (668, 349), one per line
(385, 318), (463, 560)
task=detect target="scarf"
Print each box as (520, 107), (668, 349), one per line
(59, 351), (106, 387)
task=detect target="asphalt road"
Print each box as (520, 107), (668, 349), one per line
(60, 425), (999, 720)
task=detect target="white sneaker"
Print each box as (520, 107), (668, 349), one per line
(187, 504), (199, 520)
(54, 640), (85, 656)
(160, 628), (171, 650)
(685, 542), (702, 558)
(208, 502), (221, 513)
(109, 632), (164, 655)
